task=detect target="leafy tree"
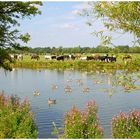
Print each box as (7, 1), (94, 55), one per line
(0, 1), (42, 70)
(82, 2), (140, 46)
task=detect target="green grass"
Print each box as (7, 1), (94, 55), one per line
(12, 54), (140, 72)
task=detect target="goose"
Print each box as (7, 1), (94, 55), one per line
(33, 91), (40, 96)
(76, 79), (83, 85)
(64, 85), (72, 93)
(52, 85), (58, 90)
(67, 78), (72, 82)
(83, 87), (90, 92)
(94, 80), (102, 84)
(48, 98), (56, 104)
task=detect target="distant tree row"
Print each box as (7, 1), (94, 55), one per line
(8, 45), (140, 55)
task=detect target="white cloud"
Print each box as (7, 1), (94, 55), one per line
(71, 2), (89, 15)
(73, 3), (89, 10)
(71, 9), (81, 15)
(64, 16), (76, 20)
(59, 23), (79, 30)
(47, 6), (60, 11)
(52, 23), (79, 30)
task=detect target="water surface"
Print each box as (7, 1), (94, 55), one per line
(0, 68), (140, 138)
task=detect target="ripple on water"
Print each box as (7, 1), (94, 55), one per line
(0, 69), (140, 138)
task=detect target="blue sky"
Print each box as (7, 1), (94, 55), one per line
(19, 2), (134, 48)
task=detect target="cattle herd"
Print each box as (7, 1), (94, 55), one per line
(44, 54), (117, 62)
(9, 53), (134, 63)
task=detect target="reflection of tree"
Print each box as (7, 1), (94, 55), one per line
(93, 71), (140, 96)
(112, 72), (140, 92)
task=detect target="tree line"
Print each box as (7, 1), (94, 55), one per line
(8, 45), (140, 55)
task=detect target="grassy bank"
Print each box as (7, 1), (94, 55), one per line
(12, 54), (140, 72)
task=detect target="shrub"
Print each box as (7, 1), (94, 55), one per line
(60, 100), (103, 138)
(0, 93), (37, 138)
(112, 109), (140, 138)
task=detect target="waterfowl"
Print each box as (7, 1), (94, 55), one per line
(94, 80), (102, 84)
(83, 87), (90, 92)
(76, 79), (83, 86)
(52, 85), (58, 90)
(67, 78), (72, 82)
(33, 91), (40, 96)
(64, 85), (72, 93)
(48, 98), (56, 104)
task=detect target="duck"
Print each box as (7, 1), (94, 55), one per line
(48, 98), (56, 104)
(83, 87), (90, 92)
(76, 79), (83, 86)
(94, 80), (102, 84)
(67, 78), (72, 82)
(52, 84), (58, 90)
(33, 90), (40, 96)
(64, 85), (72, 93)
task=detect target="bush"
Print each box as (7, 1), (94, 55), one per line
(112, 109), (140, 138)
(0, 93), (37, 138)
(60, 100), (103, 138)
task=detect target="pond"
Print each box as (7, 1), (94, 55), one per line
(0, 68), (140, 138)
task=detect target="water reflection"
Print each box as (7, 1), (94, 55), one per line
(0, 68), (140, 138)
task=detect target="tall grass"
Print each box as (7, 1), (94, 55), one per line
(13, 59), (140, 72)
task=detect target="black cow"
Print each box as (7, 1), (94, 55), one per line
(57, 55), (64, 61)
(63, 55), (70, 60)
(87, 56), (94, 60)
(31, 54), (40, 60)
(122, 55), (132, 61)
(70, 54), (76, 60)
(51, 55), (57, 59)
(100, 56), (108, 62)
(108, 56), (116, 62)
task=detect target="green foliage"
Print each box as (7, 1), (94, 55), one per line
(83, 2), (140, 45)
(13, 45), (140, 55)
(0, 1), (42, 70)
(112, 110), (140, 138)
(0, 48), (13, 71)
(0, 93), (37, 138)
(20, 33), (30, 43)
(112, 72), (140, 92)
(59, 100), (103, 138)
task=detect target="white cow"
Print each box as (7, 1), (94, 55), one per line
(10, 54), (14, 59)
(80, 56), (87, 60)
(45, 55), (52, 60)
(17, 54), (23, 60)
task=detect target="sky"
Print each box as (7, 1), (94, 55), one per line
(19, 2), (135, 48)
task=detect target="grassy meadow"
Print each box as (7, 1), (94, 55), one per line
(12, 53), (140, 72)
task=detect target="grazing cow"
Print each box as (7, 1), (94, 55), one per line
(69, 54), (76, 60)
(63, 55), (70, 60)
(99, 56), (108, 62)
(87, 56), (94, 60)
(31, 54), (40, 60)
(122, 55), (132, 61)
(10, 54), (14, 59)
(17, 54), (23, 60)
(75, 54), (81, 59)
(92, 54), (101, 61)
(51, 55), (57, 60)
(45, 55), (51, 60)
(57, 55), (64, 61)
(108, 56), (116, 62)
(10, 54), (19, 60)
(80, 56), (87, 60)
